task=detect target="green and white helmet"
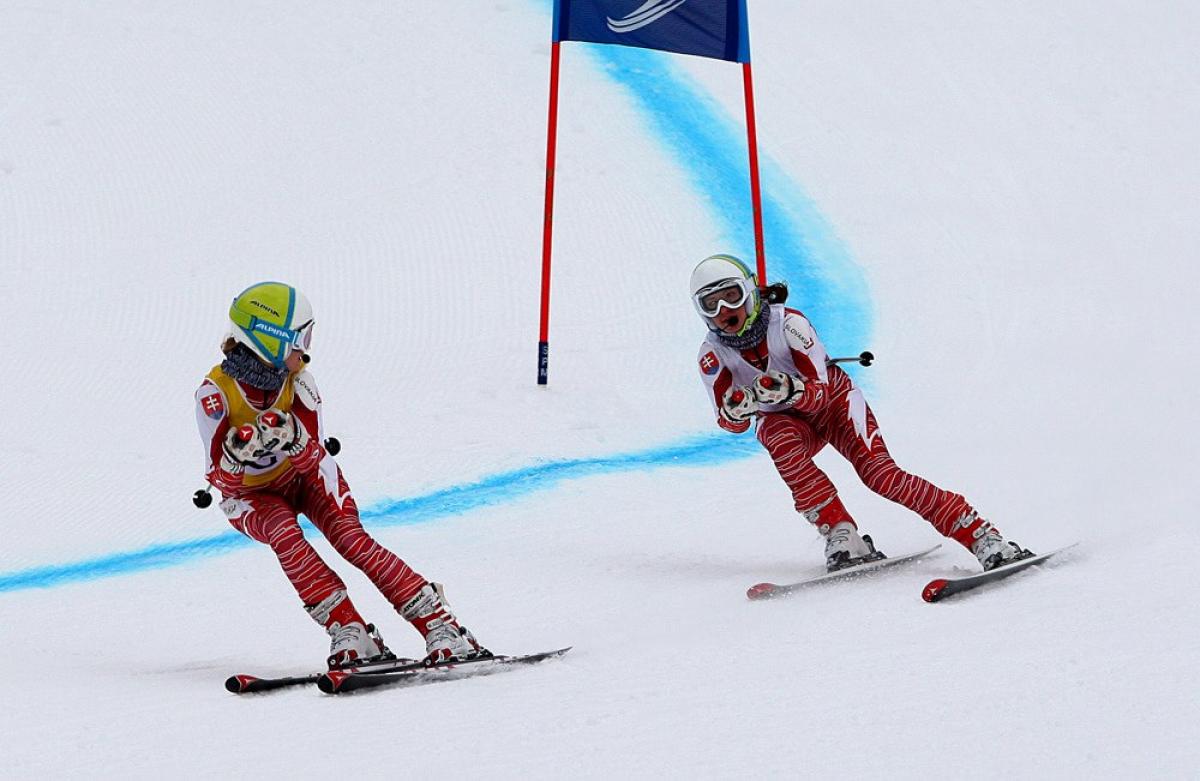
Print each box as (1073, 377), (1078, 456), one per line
(227, 281), (314, 369)
(689, 254), (762, 334)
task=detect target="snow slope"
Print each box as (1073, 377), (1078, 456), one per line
(1, 1), (1197, 777)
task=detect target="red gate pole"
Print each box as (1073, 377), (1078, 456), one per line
(537, 41), (563, 385)
(742, 61), (767, 284)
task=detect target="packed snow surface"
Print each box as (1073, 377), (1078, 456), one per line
(2, 1), (1197, 777)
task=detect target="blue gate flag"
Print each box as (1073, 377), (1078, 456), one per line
(553, 0), (750, 63)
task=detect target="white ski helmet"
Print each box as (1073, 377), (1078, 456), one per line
(689, 254), (762, 334)
(226, 281), (314, 369)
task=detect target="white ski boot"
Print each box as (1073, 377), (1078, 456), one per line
(824, 521), (885, 572)
(306, 589), (393, 669)
(972, 530), (1034, 572)
(326, 621), (390, 669)
(400, 583), (489, 665)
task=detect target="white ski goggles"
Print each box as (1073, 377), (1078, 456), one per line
(693, 278), (754, 318)
(291, 320), (314, 352)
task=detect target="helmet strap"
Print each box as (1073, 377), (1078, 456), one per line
(222, 343), (288, 392)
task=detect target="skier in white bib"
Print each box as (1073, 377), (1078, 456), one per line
(691, 254), (1033, 572)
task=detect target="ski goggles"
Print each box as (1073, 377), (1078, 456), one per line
(693, 278), (754, 318)
(292, 320), (314, 351)
(230, 309), (314, 353)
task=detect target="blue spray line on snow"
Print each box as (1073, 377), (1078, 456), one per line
(0, 433), (762, 593)
(1, 21), (874, 595)
(576, 42), (872, 356)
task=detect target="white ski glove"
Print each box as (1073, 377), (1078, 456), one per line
(720, 385), (759, 425)
(256, 408), (323, 473)
(254, 408), (309, 457)
(752, 369), (805, 407)
(220, 423), (268, 472)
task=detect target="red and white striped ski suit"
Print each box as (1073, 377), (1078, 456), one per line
(195, 367), (426, 623)
(698, 305), (994, 550)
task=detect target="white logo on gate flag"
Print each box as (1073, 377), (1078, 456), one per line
(606, 0), (688, 33)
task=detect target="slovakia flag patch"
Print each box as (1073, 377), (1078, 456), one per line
(201, 393), (225, 420)
(700, 351), (720, 376)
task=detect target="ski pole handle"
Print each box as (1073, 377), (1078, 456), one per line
(826, 351), (874, 367)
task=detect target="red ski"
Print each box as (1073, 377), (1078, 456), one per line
(317, 647), (572, 694)
(921, 543), (1079, 603)
(225, 656), (419, 694)
(747, 545), (942, 600)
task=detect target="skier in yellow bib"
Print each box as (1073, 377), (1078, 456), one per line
(194, 282), (488, 668)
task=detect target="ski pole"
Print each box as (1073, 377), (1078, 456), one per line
(826, 351), (874, 367)
(193, 486), (213, 508)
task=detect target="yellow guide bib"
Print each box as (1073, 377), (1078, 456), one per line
(207, 364), (296, 487)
